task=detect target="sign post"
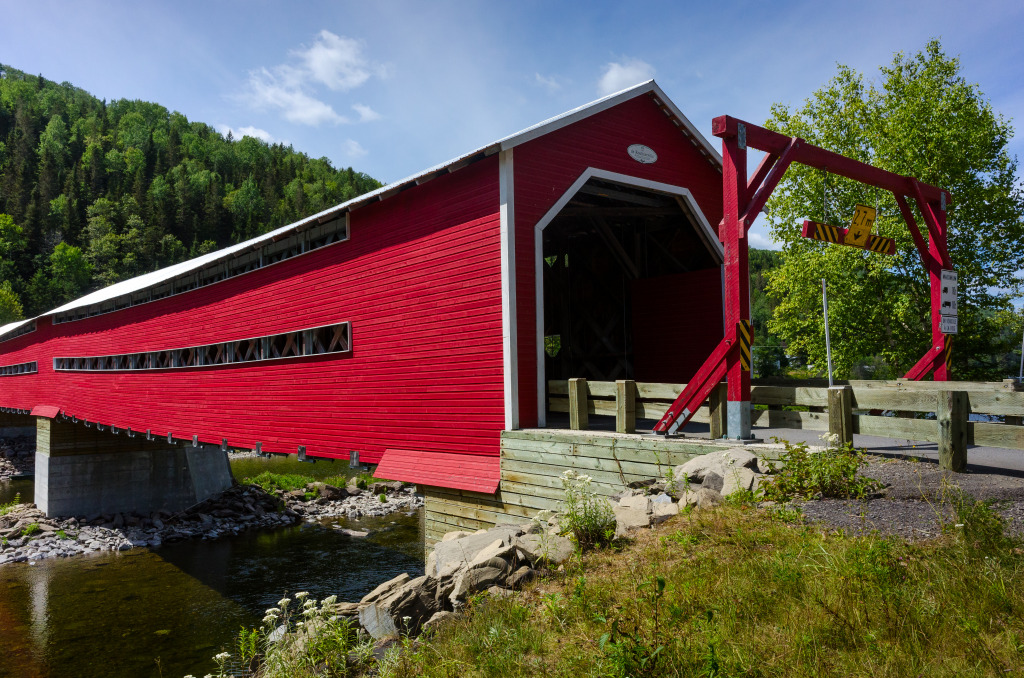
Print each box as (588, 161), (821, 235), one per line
(940, 270), (957, 335)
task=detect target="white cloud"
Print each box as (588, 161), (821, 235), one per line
(241, 31), (386, 127)
(218, 124), (276, 143)
(295, 31), (385, 91)
(597, 57), (655, 96)
(748, 230), (781, 250)
(534, 73), (562, 93)
(342, 138), (368, 158)
(351, 103), (381, 122)
(245, 66), (346, 126)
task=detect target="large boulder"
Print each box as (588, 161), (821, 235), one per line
(720, 467), (757, 497)
(651, 501), (680, 524)
(613, 506), (651, 539)
(359, 574), (440, 639)
(360, 573), (411, 605)
(514, 533), (574, 567)
(449, 559), (514, 605)
(319, 484), (348, 501)
(674, 448), (760, 483)
(429, 525), (526, 578)
(618, 495), (651, 513)
(696, 488), (723, 509)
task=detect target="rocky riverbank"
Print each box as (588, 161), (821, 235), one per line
(0, 436), (33, 481)
(0, 478), (423, 566)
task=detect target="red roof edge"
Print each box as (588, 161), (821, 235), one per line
(375, 448), (500, 494)
(30, 405), (61, 419)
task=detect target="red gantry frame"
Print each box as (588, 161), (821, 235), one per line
(654, 116), (953, 438)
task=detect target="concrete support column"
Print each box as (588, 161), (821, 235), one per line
(35, 417), (234, 518)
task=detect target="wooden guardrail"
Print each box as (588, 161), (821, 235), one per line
(547, 378), (1024, 471)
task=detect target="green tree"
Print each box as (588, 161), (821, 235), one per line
(763, 40), (1024, 379)
(47, 241), (92, 302)
(0, 281), (23, 323)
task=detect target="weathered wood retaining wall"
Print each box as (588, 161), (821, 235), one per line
(423, 429), (723, 546)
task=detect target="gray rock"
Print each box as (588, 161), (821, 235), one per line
(618, 495), (651, 513)
(360, 573), (411, 604)
(514, 533), (574, 566)
(320, 484), (348, 501)
(613, 506), (651, 538)
(696, 488), (723, 509)
(441, 530), (473, 542)
(486, 585), (513, 598)
(340, 528), (369, 537)
(702, 470), (725, 493)
(422, 610), (456, 633)
(650, 493), (673, 505)
(430, 525), (525, 578)
(675, 448), (760, 483)
(651, 501), (680, 524)
(358, 604), (399, 639)
(375, 575), (440, 632)
(627, 478), (657, 489)
(450, 563), (511, 604)
(720, 467), (757, 496)
(506, 565), (537, 589)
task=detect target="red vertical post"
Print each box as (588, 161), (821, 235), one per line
(931, 203), (950, 380)
(721, 126), (751, 437)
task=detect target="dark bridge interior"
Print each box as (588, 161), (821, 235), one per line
(542, 177), (723, 385)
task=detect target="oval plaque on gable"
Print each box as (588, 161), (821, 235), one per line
(627, 144), (658, 164)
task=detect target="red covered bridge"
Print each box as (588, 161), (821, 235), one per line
(0, 81), (728, 516)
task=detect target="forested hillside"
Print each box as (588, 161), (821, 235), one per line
(0, 64), (381, 321)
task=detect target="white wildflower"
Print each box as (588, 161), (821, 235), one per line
(265, 607), (280, 616)
(295, 591), (310, 600)
(214, 652), (231, 662)
(321, 595), (337, 606)
(278, 597), (291, 607)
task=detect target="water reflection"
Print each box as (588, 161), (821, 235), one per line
(0, 477), (31, 505)
(0, 454), (424, 678)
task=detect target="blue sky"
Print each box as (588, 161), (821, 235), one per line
(2, 0), (1022, 249)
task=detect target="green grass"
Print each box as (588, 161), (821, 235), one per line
(381, 498), (1024, 677)
(760, 440), (884, 501)
(20, 523), (40, 537)
(0, 492), (21, 516)
(243, 472), (315, 494)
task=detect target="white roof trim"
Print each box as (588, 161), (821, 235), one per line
(0, 318), (31, 338)
(0, 80), (720, 339)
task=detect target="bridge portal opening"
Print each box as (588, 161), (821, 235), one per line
(541, 177), (723, 392)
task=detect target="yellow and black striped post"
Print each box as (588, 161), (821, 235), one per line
(737, 319), (753, 372)
(944, 335), (954, 372)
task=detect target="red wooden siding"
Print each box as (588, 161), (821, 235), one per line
(375, 448), (500, 493)
(512, 93), (725, 425)
(0, 157), (505, 464)
(631, 268), (724, 384)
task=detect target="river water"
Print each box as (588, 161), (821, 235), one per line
(0, 456), (424, 678)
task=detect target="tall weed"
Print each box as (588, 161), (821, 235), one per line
(760, 440), (883, 501)
(560, 469), (616, 550)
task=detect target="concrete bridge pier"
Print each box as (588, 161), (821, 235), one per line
(35, 417), (234, 518)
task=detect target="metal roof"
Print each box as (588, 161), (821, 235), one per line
(0, 79), (719, 341)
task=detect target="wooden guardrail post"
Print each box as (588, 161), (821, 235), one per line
(615, 380), (635, 433)
(938, 390), (968, 472)
(709, 383), (727, 439)
(827, 385), (853, 445)
(569, 378), (588, 430)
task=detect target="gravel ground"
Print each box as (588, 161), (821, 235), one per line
(796, 456), (1024, 540)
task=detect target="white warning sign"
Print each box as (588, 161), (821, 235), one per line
(940, 270), (958, 335)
